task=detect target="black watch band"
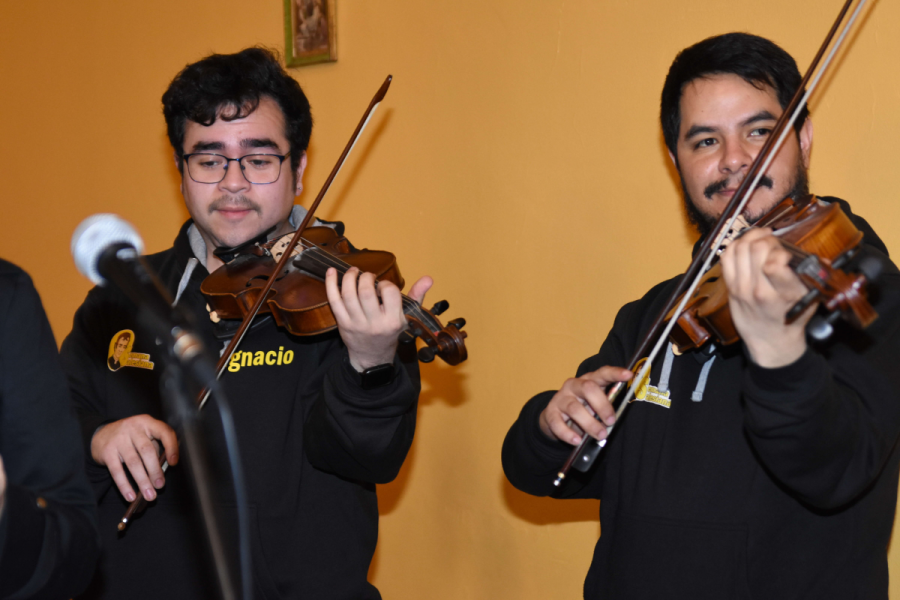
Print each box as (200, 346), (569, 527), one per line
(358, 362), (396, 390)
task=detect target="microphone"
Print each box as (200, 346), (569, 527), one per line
(71, 213), (145, 287)
(71, 214), (215, 388)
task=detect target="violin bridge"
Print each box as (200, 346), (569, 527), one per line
(271, 237), (304, 261)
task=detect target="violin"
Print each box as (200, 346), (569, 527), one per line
(667, 195), (880, 354)
(201, 226), (468, 365)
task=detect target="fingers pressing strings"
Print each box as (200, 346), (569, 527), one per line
(292, 241), (433, 324)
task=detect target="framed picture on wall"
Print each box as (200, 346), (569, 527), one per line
(284, 0), (337, 67)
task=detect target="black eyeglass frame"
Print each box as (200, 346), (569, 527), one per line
(181, 152), (292, 185)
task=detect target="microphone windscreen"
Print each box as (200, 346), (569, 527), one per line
(71, 214), (145, 286)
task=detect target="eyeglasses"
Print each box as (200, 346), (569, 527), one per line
(182, 152), (291, 184)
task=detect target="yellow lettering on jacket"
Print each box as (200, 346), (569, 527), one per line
(227, 349), (297, 373)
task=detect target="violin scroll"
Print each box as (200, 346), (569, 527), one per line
(795, 251), (883, 341)
(405, 303), (467, 365)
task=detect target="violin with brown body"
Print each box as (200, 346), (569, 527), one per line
(201, 226), (468, 365)
(667, 195), (881, 353)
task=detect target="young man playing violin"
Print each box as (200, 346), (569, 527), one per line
(62, 48), (432, 600)
(504, 33), (900, 598)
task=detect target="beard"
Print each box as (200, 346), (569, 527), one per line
(680, 162), (810, 238)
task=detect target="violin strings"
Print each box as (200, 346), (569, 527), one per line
(264, 233), (436, 327)
(296, 247), (432, 323)
(286, 244), (436, 327)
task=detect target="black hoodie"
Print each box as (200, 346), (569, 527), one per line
(503, 197), (900, 599)
(62, 219), (420, 600)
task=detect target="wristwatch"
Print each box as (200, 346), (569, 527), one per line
(354, 361), (396, 390)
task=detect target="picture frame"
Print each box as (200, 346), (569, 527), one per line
(284, 0), (337, 67)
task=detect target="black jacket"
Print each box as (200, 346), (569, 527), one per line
(61, 220), (421, 600)
(503, 198), (900, 598)
(0, 259), (99, 599)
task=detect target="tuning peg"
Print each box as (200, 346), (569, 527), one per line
(448, 318), (466, 330)
(417, 346), (436, 363)
(430, 300), (449, 316)
(807, 311), (840, 341)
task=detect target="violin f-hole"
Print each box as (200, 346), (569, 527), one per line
(244, 271), (291, 288)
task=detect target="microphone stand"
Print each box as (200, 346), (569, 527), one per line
(159, 357), (240, 600)
(104, 252), (250, 600)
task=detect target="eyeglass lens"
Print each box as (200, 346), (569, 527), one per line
(186, 154), (285, 184)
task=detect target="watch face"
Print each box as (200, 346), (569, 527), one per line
(361, 363), (395, 390)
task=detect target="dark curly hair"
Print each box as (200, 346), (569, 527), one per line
(162, 47), (312, 175)
(660, 33), (808, 158)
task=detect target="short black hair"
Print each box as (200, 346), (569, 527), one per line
(162, 47), (312, 174)
(660, 33), (808, 157)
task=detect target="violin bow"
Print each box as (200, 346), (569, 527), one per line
(118, 75), (393, 530)
(208, 74), (393, 392)
(554, 0), (868, 487)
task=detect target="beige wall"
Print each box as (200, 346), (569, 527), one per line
(3, 0), (900, 597)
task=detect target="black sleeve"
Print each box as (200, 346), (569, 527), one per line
(502, 299), (635, 499)
(303, 340), (421, 484)
(742, 256), (900, 509)
(0, 262), (100, 599)
(59, 288), (118, 494)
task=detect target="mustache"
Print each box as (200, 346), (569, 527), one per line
(703, 175), (773, 200)
(208, 195), (262, 215)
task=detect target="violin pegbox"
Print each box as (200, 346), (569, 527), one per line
(402, 300), (468, 366)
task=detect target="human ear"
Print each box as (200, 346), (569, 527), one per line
(294, 152), (308, 196)
(798, 118), (813, 169)
(668, 150), (678, 168)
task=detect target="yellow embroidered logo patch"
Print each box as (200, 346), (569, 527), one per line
(629, 357), (671, 409)
(107, 330), (155, 372)
(227, 347), (295, 373)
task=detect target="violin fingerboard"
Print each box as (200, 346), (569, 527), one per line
(293, 249), (339, 280)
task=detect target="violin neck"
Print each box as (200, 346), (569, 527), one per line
(294, 245), (354, 280)
(293, 245), (423, 312)
(782, 239), (854, 272)
(782, 241), (812, 265)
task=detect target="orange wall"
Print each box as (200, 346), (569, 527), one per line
(2, 0), (900, 597)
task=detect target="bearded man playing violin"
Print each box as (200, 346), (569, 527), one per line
(62, 47), (432, 600)
(504, 32), (900, 598)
